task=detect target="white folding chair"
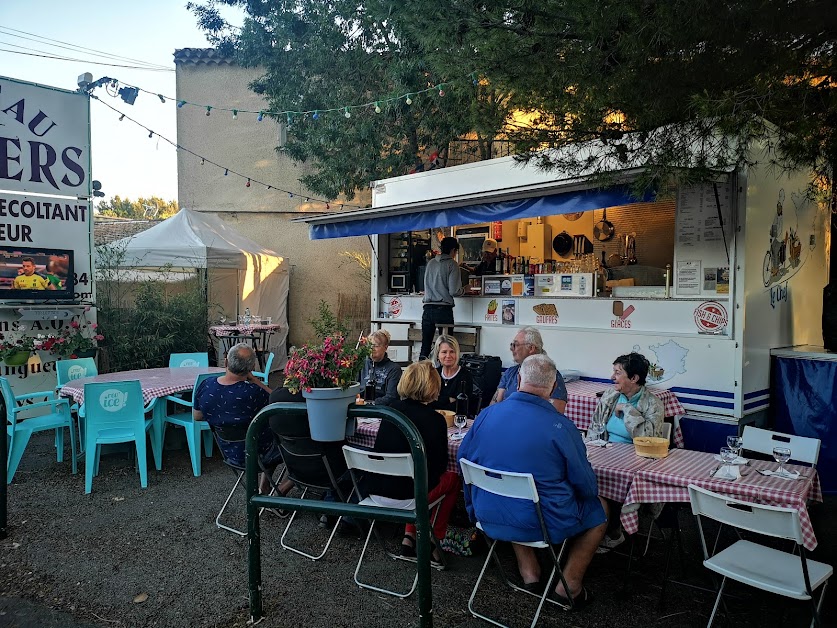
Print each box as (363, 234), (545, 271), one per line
(342, 445), (446, 598)
(459, 458), (570, 628)
(741, 426), (820, 467)
(688, 484), (832, 627)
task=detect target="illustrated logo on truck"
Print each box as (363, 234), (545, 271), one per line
(694, 301), (728, 333)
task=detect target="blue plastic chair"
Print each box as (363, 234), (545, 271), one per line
(2, 376), (77, 484)
(55, 358), (98, 451)
(169, 353), (209, 368)
(252, 352), (275, 384)
(83, 380), (152, 493)
(163, 372), (219, 476)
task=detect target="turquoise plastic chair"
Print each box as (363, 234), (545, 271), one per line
(169, 353), (209, 368)
(55, 358), (98, 451)
(83, 380), (152, 493)
(163, 372), (219, 476)
(3, 376), (77, 484)
(252, 352), (275, 384)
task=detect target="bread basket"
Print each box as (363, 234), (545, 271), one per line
(437, 409), (456, 428)
(633, 436), (669, 459)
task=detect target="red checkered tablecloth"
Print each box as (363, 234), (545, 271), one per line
(621, 448), (824, 550)
(586, 443), (657, 502)
(350, 418), (472, 474)
(59, 367), (224, 407)
(565, 380), (686, 448)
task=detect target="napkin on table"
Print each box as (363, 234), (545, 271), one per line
(712, 464), (740, 481)
(713, 454), (749, 465)
(759, 469), (801, 480)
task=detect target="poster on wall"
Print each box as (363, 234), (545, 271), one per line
(0, 75), (93, 393)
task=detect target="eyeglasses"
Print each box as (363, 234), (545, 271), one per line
(509, 342), (531, 349)
(370, 344), (384, 348)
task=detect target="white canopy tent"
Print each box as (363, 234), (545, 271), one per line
(99, 208), (289, 369)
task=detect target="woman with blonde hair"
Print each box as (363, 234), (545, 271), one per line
(366, 360), (461, 569)
(430, 334), (474, 414)
(358, 328), (402, 406)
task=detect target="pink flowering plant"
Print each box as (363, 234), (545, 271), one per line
(53, 308), (105, 358)
(284, 333), (371, 394)
(0, 331), (58, 361)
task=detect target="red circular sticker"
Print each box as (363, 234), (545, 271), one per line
(388, 297), (402, 318)
(694, 301), (728, 333)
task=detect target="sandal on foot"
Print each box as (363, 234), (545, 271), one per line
(400, 534), (417, 559)
(522, 581), (544, 595)
(549, 587), (592, 611)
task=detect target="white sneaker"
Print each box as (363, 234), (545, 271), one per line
(596, 530), (625, 554)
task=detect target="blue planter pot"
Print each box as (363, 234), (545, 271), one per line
(301, 383), (361, 441)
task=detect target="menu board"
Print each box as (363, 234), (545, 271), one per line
(674, 182), (734, 298)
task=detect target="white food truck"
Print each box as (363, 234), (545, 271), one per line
(299, 139), (829, 443)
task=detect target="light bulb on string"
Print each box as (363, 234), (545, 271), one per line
(224, 169), (228, 176)
(205, 106), (212, 116)
(374, 102), (381, 114)
(289, 193), (294, 199)
(344, 107), (351, 118)
(118, 114), (125, 121)
(257, 111), (264, 122)
(232, 110), (238, 119)
(471, 72), (478, 86)
(246, 179), (251, 188)
(200, 157), (205, 165)
(438, 84), (445, 97)
(265, 185), (271, 190)
(405, 94), (413, 105)
(286, 113), (292, 128)
(148, 130), (153, 138)
(177, 100), (186, 108)
(312, 110), (320, 120)
(158, 94), (166, 104)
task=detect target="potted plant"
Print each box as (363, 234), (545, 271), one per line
(54, 309), (105, 359)
(284, 333), (371, 441)
(0, 332), (58, 365)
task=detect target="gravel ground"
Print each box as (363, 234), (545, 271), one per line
(1, 428), (834, 628)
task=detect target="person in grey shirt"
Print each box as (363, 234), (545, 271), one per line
(421, 236), (464, 359)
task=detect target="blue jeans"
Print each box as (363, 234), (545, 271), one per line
(421, 304), (454, 359)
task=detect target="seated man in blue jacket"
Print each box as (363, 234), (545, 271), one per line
(458, 354), (607, 610)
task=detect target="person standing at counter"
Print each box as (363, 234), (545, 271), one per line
(473, 238), (499, 276)
(490, 326), (568, 413)
(429, 334), (474, 413)
(420, 236), (464, 360)
(359, 329), (402, 406)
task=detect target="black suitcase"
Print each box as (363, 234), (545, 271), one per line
(460, 354), (503, 414)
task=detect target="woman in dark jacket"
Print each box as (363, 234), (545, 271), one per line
(429, 334), (474, 415)
(366, 360), (460, 568)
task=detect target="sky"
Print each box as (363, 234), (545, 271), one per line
(0, 0), (242, 204)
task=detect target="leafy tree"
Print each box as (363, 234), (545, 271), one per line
(96, 196), (179, 219)
(394, 0), (837, 194)
(189, 0), (517, 200)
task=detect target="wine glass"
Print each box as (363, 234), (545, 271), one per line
(772, 446), (792, 477)
(587, 420), (604, 444)
(451, 413), (467, 441)
(720, 446), (737, 464)
(219, 315), (227, 325)
(726, 435), (743, 459)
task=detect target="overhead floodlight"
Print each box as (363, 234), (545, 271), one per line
(118, 86), (139, 105)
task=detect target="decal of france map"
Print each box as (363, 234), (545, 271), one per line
(633, 340), (688, 384)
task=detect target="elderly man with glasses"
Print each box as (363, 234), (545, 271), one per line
(490, 326), (568, 413)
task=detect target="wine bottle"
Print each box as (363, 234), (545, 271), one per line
(455, 380), (469, 417)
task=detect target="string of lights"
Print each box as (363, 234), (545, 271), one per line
(92, 96), (363, 210)
(106, 71), (481, 121)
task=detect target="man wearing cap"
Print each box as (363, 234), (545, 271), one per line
(421, 236), (464, 360)
(473, 238), (499, 276)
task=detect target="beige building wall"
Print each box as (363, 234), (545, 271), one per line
(174, 51), (370, 347)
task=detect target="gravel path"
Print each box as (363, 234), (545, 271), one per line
(1, 429), (833, 627)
